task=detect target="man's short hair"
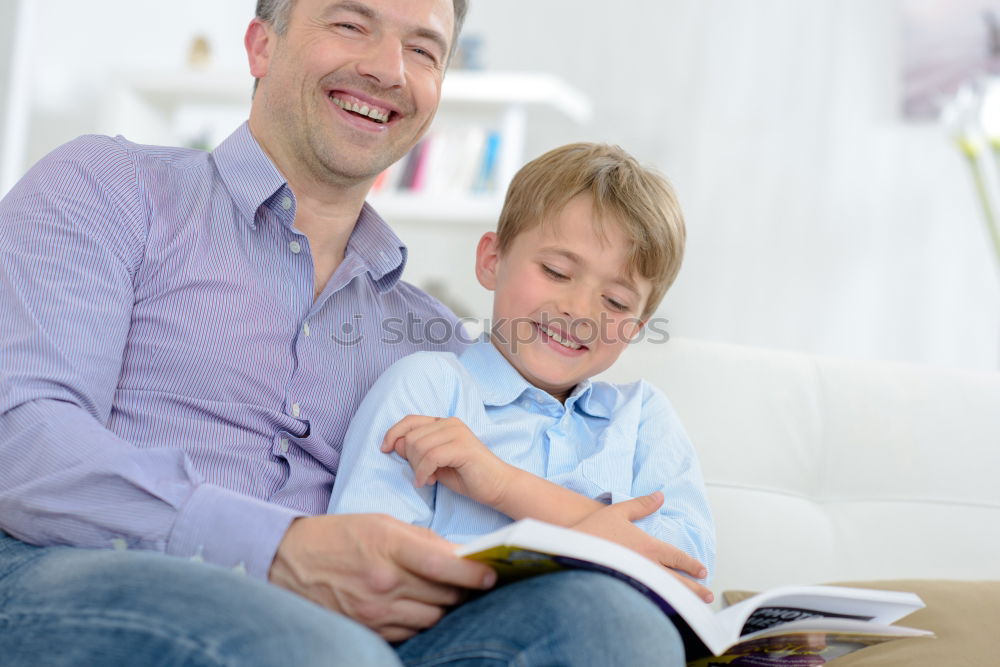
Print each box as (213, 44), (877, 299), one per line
(255, 0), (468, 52)
(496, 143), (686, 321)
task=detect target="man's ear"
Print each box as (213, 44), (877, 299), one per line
(245, 18), (274, 80)
(475, 232), (501, 291)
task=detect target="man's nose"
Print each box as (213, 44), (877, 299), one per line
(356, 37), (405, 88)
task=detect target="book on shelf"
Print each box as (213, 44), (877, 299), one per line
(370, 125), (503, 198)
(455, 519), (933, 666)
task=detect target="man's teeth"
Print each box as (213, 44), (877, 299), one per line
(539, 325), (582, 350)
(331, 96), (390, 123)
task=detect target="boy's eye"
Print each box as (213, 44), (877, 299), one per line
(605, 297), (630, 312)
(541, 265), (569, 280)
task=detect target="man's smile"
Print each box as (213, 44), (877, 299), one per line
(329, 92), (393, 124)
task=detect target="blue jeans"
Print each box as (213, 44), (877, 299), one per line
(0, 532), (685, 666)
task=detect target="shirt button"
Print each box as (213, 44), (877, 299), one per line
(291, 403), (301, 418)
(281, 196), (292, 210)
(303, 322), (311, 337)
(279, 438), (289, 454)
(289, 240), (302, 254)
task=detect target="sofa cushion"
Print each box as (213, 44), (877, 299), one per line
(723, 579), (999, 666)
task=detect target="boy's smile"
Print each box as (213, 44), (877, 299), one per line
(476, 194), (653, 402)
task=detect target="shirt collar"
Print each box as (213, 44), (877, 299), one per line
(211, 122), (287, 227)
(348, 202), (407, 292)
(459, 338), (613, 419)
(212, 123), (407, 292)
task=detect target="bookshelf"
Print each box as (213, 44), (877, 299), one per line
(99, 69), (593, 224)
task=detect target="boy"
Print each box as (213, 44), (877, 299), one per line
(329, 143), (715, 599)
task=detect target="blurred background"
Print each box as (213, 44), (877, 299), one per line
(3, 0), (1000, 370)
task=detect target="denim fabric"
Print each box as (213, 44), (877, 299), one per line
(0, 533), (684, 666)
(0, 532), (400, 666)
(396, 570), (686, 666)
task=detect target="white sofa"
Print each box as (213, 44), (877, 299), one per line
(601, 337), (1000, 596)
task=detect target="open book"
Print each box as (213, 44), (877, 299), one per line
(456, 519), (933, 665)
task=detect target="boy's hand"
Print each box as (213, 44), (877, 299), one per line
(572, 491), (715, 603)
(382, 415), (515, 508)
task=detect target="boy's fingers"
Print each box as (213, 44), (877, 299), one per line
(411, 442), (460, 486)
(612, 491), (664, 522)
(668, 570), (715, 604)
(400, 428), (455, 478)
(643, 534), (706, 580)
(382, 415), (439, 453)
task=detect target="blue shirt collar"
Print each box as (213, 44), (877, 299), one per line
(459, 338), (612, 419)
(212, 123), (406, 292)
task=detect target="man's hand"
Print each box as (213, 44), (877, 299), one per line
(572, 491), (715, 603)
(269, 514), (497, 642)
(381, 415), (514, 507)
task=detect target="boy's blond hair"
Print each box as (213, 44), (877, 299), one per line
(496, 143), (685, 320)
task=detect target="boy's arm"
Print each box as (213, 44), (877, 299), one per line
(383, 413), (713, 601)
(327, 354), (459, 524)
(618, 383), (717, 578)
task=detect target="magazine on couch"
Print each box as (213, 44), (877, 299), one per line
(455, 519), (933, 665)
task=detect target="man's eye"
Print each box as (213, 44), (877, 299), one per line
(334, 23), (361, 32)
(411, 47), (439, 64)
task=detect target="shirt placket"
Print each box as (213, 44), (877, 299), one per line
(268, 189), (319, 500)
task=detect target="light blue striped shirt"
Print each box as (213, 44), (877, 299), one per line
(328, 339), (716, 576)
(0, 122), (467, 578)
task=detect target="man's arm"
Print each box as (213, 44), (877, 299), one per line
(0, 137), (300, 577)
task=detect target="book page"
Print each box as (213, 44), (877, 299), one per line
(686, 619), (933, 667)
(714, 585), (923, 639)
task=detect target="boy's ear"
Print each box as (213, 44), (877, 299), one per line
(475, 232), (501, 291)
(624, 318), (647, 343)
(245, 18), (274, 80)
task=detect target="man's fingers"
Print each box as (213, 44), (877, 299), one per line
(393, 531), (497, 592)
(360, 598), (447, 640)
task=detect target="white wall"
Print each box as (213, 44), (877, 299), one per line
(0, 0), (24, 194)
(459, 0), (1000, 370)
(0, 1), (15, 132)
(5, 0), (999, 370)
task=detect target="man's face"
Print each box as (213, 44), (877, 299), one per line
(476, 194), (652, 402)
(248, 0), (454, 186)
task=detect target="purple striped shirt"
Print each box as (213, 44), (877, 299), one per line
(0, 122), (467, 578)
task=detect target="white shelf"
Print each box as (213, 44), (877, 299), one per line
(109, 69), (592, 122)
(101, 69), (592, 224)
(367, 192), (503, 224)
(441, 71), (592, 123)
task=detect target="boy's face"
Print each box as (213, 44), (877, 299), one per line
(476, 194), (652, 402)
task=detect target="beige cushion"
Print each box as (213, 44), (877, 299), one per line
(723, 580), (999, 666)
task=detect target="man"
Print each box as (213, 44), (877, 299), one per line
(0, 0), (697, 664)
